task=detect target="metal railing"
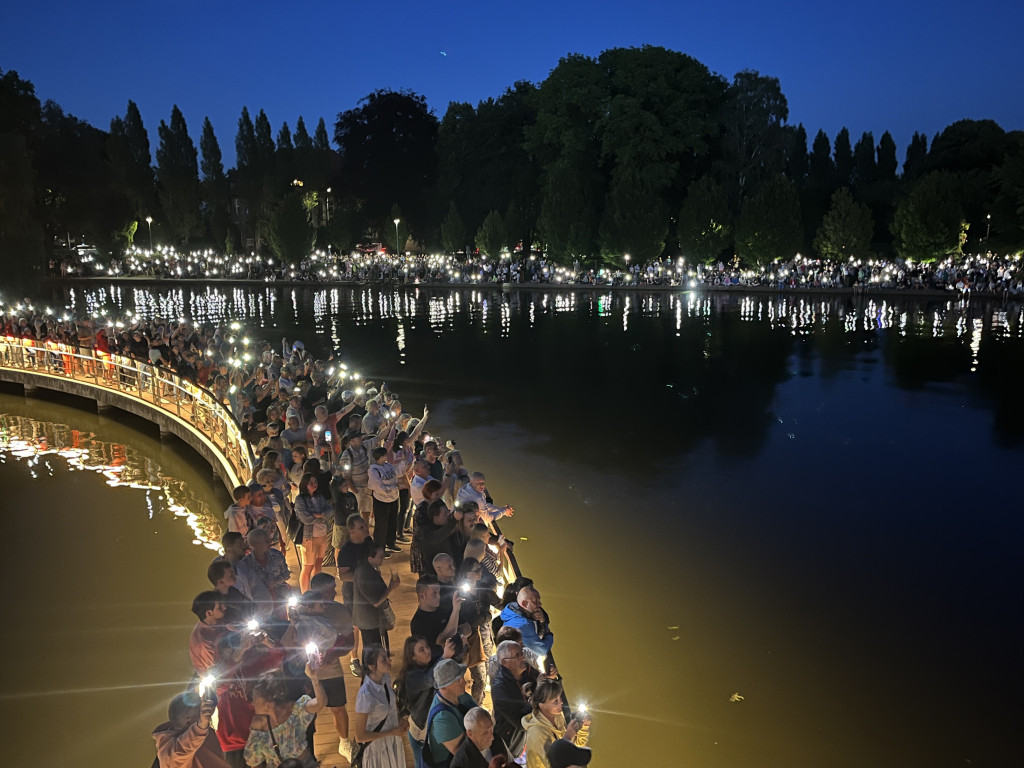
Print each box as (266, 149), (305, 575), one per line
(0, 337), (253, 485)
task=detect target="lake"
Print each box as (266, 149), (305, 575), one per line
(12, 283), (1024, 766)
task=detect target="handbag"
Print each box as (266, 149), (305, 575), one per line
(350, 707), (389, 768)
(266, 714), (317, 767)
(380, 598), (396, 631)
(287, 508), (304, 546)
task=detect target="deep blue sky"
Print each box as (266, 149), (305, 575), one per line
(4, 0), (1022, 168)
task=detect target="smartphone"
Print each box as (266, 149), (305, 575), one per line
(325, 430), (332, 441)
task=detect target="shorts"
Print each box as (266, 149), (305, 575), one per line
(320, 675), (347, 707)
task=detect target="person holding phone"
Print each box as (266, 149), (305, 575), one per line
(521, 680), (589, 768)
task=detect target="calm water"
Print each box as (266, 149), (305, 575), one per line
(0, 393), (230, 766)
(26, 285), (1024, 765)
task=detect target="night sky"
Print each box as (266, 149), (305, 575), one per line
(4, 0), (1022, 166)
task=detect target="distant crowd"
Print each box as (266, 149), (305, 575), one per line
(0, 312), (595, 768)
(57, 245), (1024, 296)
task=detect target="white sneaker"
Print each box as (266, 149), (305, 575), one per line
(339, 737), (352, 759)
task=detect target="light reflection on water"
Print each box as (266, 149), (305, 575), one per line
(46, 285), (1024, 767)
(0, 412), (223, 552)
(0, 394), (229, 765)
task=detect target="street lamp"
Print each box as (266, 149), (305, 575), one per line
(393, 218), (401, 255)
(145, 216), (153, 251)
(986, 213), (991, 240)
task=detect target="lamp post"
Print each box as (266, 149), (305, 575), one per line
(145, 216), (153, 251)
(394, 218), (401, 256)
(986, 213), (991, 241)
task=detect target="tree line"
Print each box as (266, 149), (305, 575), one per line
(2, 46), (1023, 285)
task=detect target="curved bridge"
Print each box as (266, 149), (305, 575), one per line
(0, 338), (252, 493)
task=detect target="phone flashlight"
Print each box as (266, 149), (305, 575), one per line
(247, 618), (260, 635)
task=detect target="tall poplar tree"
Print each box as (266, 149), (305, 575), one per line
(156, 105), (200, 243)
(876, 132), (898, 182)
(200, 117), (229, 249)
(833, 127), (854, 188)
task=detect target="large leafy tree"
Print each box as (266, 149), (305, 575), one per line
(334, 90), (438, 239)
(814, 187), (874, 261)
(891, 171), (967, 261)
(599, 164), (668, 263)
(719, 69), (788, 199)
(440, 201), (468, 255)
(785, 123), (809, 187)
(735, 175), (801, 265)
(267, 190), (314, 264)
(475, 210), (506, 259)
(0, 69), (44, 285)
(678, 175), (732, 263)
(156, 105), (201, 243)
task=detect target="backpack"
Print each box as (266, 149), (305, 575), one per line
(421, 698), (467, 768)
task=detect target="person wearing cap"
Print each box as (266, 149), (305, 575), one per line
(451, 707), (512, 768)
(425, 658), (477, 767)
(544, 739), (592, 768)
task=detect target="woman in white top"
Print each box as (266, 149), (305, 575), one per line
(354, 644), (409, 768)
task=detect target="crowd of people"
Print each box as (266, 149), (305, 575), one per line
(60, 243), (1024, 297)
(8, 310), (595, 768)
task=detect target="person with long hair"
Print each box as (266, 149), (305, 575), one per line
(293, 472), (333, 592)
(521, 680), (589, 768)
(353, 541), (401, 651)
(396, 635), (456, 768)
(353, 644), (409, 768)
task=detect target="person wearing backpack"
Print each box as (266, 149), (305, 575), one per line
(424, 659), (476, 767)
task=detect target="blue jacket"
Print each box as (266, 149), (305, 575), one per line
(499, 603), (553, 657)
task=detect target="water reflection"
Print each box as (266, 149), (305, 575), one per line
(59, 286), (1024, 456)
(0, 411), (224, 550)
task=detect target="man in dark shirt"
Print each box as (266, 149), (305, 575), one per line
(421, 441), (447, 483)
(419, 500), (459, 576)
(336, 513), (373, 675)
(490, 640), (532, 755)
(410, 574), (464, 661)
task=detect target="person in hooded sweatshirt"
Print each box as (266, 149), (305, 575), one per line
(521, 680), (589, 768)
(152, 691), (230, 768)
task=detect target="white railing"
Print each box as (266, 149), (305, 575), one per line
(0, 337), (253, 485)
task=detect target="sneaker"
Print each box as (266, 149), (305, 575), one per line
(339, 736), (356, 760)
(386, 544), (402, 552)
(349, 658), (362, 677)
(403, 527), (414, 535)
(396, 535), (411, 543)
(384, 551), (393, 559)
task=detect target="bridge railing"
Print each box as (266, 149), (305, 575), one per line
(0, 337), (253, 484)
